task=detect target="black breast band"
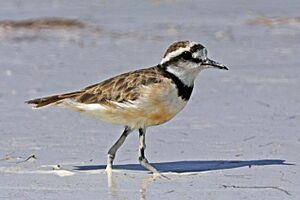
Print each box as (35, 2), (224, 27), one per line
(159, 66), (194, 101)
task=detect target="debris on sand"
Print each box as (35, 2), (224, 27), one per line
(0, 18), (86, 30)
(16, 154), (37, 164)
(247, 16), (300, 26)
(0, 17), (102, 42)
(222, 185), (291, 196)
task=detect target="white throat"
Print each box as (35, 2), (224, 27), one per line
(166, 64), (201, 87)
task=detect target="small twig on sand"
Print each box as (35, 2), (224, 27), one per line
(16, 154), (37, 164)
(222, 184), (291, 196)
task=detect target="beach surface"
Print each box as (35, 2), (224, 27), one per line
(0, 0), (299, 199)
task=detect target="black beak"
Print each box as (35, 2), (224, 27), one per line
(203, 59), (228, 70)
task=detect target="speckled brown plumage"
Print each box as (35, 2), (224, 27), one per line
(75, 66), (166, 104)
(26, 66), (168, 107)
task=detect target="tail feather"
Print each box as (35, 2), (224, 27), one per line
(26, 91), (82, 108)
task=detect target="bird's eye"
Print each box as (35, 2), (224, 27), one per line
(181, 51), (192, 60)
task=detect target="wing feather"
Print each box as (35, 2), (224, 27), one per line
(74, 66), (164, 104)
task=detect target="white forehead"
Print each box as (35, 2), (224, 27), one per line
(160, 42), (200, 64)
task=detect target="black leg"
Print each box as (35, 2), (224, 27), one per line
(138, 128), (160, 174)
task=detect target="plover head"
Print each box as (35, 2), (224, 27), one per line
(160, 41), (228, 86)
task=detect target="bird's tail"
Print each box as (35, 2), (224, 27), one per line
(26, 91), (82, 108)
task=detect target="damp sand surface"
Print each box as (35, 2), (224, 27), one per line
(0, 0), (299, 199)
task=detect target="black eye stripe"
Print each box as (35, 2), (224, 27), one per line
(181, 51), (192, 60)
(181, 51), (203, 63)
(161, 44), (206, 67)
(161, 51), (202, 67)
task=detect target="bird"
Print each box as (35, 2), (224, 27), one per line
(26, 41), (228, 175)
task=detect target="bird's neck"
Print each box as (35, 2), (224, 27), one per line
(157, 64), (195, 101)
(162, 63), (200, 87)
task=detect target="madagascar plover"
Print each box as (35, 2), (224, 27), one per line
(26, 41), (228, 175)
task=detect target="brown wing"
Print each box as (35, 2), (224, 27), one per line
(26, 91), (82, 108)
(74, 66), (164, 104)
(26, 66), (165, 108)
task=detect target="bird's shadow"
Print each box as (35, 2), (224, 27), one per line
(74, 159), (293, 173)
